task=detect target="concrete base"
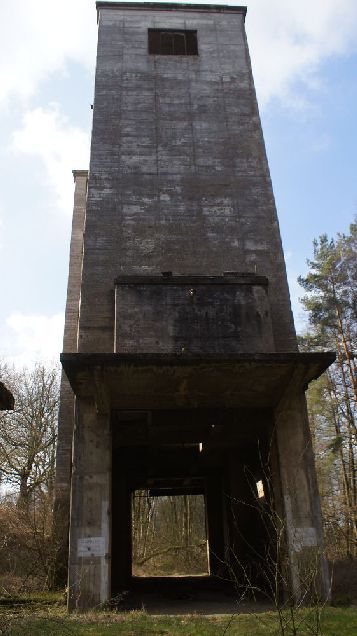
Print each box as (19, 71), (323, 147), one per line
(63, 352), (334, 610)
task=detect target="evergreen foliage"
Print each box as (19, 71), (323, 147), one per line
(299, 220), (357, 558)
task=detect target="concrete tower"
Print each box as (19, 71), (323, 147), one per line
(55, 2), (334, 610)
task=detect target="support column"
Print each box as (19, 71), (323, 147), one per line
(111, 475), (132, 592)
(53, 170), (87, 587)
(275, 391), (329, 602)
(206, 474), (226, 576)
(68, 397), (111, 610)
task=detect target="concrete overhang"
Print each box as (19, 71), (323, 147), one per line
(72, 169), (88, 181)
(115, 273), (268, 286)
(61, 352), (335, 411)
(0, 381), (14, 410)
(96, 2), (247, 18)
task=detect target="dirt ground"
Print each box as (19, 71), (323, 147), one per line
(110, 576), (272, 615)
(109, 563), (357, 615)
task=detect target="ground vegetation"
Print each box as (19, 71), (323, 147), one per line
(0, 596), (356, 636)
(0, 362), (59, 593)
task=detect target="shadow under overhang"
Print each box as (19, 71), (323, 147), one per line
(60, 352), (335, 411)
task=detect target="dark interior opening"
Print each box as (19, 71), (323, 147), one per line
(111, 408), (274, 601)
(148, 29), (198, 56)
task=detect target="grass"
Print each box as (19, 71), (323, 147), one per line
(0, 595), (356, 635)
(0, 590), (61, 605)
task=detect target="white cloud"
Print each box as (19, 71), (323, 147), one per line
(0, 0), (96, 105)
(0, 214), (3, 251)
(11, 104), (90, 214)
(245, 0), (357, 106)
(1, 1), (357, 109)
(4, 312), (64, 367)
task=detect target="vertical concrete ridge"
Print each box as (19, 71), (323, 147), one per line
(53, 171), (87, 586)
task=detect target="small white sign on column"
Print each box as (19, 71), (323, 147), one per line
(78, 536), (106, 557)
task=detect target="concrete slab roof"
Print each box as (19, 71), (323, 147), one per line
(61, 351), (335, 411)
(96, 2), (247, 17)
(72, 170), (88, 180)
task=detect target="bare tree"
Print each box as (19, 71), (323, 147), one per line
(0, 362), (59, 504)
(224, 457), (330, 636)
(131, 492), (207, 576)
(0, 362), (60, 592)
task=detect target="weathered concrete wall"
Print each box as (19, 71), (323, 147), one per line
(61, 4), (328, 609)
(68, 398), (111, 610)
(115, 276), (274, 354)
(78, 4), (296, 354)
(275, 391), (330, 600)
(54, 171), (87, 585)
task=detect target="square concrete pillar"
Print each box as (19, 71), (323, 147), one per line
(275, 391), (330, 602)
(53, 170), (87, 587)
(206, 474), (226, 576)
(68, 398), (111, 610)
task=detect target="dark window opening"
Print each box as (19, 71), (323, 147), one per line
(148, 29), (198, 56)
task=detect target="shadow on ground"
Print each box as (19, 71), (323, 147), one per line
(110, 576), (272, 615)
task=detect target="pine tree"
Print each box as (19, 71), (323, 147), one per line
(299, 220), (357, 557)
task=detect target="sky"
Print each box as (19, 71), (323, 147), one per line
(0, 0), (356, 367)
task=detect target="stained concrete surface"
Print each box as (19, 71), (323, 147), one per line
(58, 3), (333, 610)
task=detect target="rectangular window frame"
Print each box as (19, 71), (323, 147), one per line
(148, 28), (198, 56)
